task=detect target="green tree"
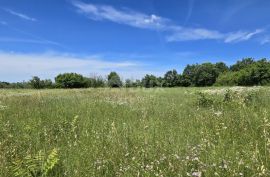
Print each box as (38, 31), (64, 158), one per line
(230, 58), (254, 71)
(0, 82), (10, 88)
(182, 64), (198, 86)
(215, 62), (229, 74)
(164, 69), (179, 87)
(237, 59), (270, 86)
(43, 79), (53, 88)
(30, 76), (44, 89)
(125, 79), (133, 88)
(133, 79), (142, 87)
(156, 77), (165, 87)
(193, 63), (219, 86)
(216, 59), (270, 86)
(142, 74), (158, 88)
(178, 75), (191, 87)
(87, 75), (105, 88)
(215, 72), (239, 86)
(55, 73), (86, 88)
(107, 72), (122, 87)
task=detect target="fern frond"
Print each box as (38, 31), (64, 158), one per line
(43, 148), (59, 175)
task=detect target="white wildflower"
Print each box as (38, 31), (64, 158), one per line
(214, 111), (222, 117)
(192, 171), (202, 177)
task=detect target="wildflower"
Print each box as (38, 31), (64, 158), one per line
(192, 171), (202, 177)
(238, 159), (244, 165)
(219, 160), (228, 169)
(214, 111), (222, 117)
(0, 105), (7, 110)
(174, 154), (180, 160)
(193, 157), (199, 161)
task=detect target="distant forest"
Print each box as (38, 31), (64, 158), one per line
(1, 58), (270, 89)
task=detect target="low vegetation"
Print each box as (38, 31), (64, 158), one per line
(1, 87), (270, 176)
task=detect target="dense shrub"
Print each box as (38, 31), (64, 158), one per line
(216, 59), (270, 86)
(55, 73), (86, 88)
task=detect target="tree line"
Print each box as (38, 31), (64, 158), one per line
(1, 58), (270, 89)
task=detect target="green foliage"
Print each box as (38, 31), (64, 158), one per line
(11, 148), (60, 177)
(230, 58), (255, 71)
(29, 77), (53, 89)
(193, 63), (219, 86)
(182, 64), (198, 86)
(215, 72), (239, 86)
(196, 92), (214, 107)
(124, 79), (133, 88)
(107, 72), (122, 87)
(181, 62), (228, 87)
(0, 81), (30, 89)
(85, 75), (105, 88)
(55, 73), (86, 88)
(30, 76), (44, 89)
(124, 79), (141, 87)
(0, 81), (11, 88)
(215, 62), (229, 74)
(141, 74), (159, 88)
(164, 69), (179, 87)
(217, 59), (270, 86)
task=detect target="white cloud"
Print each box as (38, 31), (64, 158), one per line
(220, 0), (255, 24)
(0, 21), (7, 25)
(184, 0), (195, 24)
(0, 22), (63, 47)
(72, 1), (264, 43)
(260, 36), (270, 45)
(166, 27), (224, 41)
(72, 1), (169, 30)
(0, 37), (58, 44)
(4, 9), (36, 22)
(224, 29), (264, 43)
(0, 52), (145, 82)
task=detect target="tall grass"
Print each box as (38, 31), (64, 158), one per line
(0, 87), (270, 176)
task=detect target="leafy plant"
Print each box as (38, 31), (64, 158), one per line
(196, 92), (214, 107)
(11, 148), (60, 177)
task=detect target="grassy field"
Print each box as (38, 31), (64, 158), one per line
(0, 87), (270, 177)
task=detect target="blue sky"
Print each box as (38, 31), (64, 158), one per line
(1, 0), (270, 81)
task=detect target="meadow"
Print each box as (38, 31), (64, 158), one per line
(0, 87), (270, 177)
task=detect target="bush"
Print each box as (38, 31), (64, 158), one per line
(196, 92), (214, 107)
(55, 73), (86, 88)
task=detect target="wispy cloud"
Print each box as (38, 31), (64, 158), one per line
(0, 21), (7, 25)
(224, 29), (264, 43)
(72, 1), (169, 30)
(184, 0), (195, 25)
(0, 37), (59, 45)
(0, 52), (146, 82)
(72, 1), (264, 43)
(0, 22), (64, 47)
(166, 27), (224, 41)
(260, 36), (270, 45)
(220, 0), (255, 24)
(4, 8), (37, 22)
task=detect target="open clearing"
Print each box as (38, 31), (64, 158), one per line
(0, 87), (270, 176)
